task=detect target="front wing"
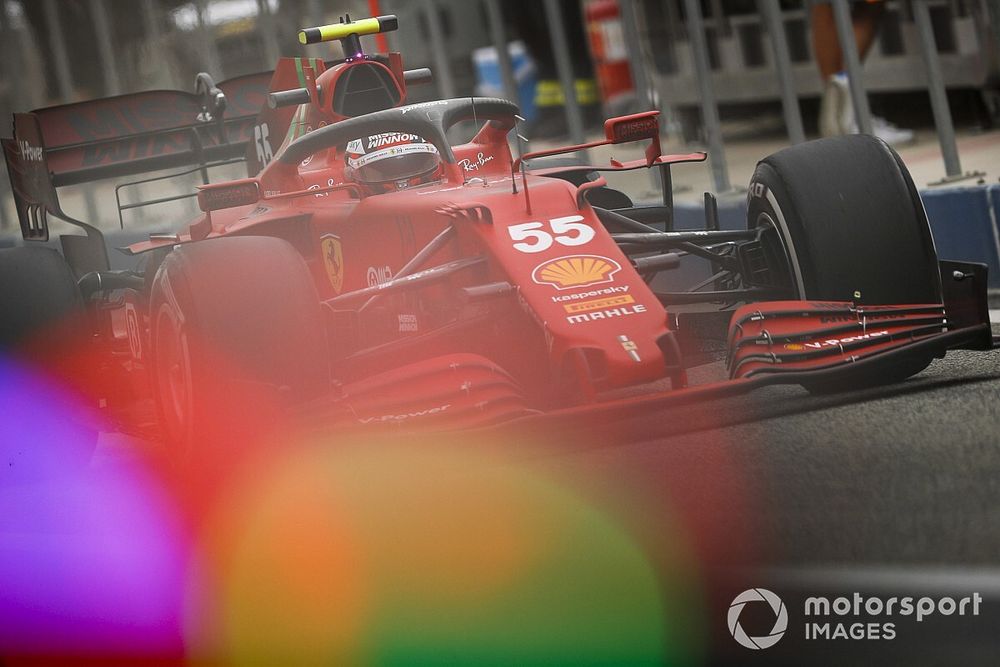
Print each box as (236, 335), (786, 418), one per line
(288, 261), (994, 433)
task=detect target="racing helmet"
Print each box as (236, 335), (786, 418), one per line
(344, 132), (442, 193)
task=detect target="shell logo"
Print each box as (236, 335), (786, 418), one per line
(532, 255), (622, 290)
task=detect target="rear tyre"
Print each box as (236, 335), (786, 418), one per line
(149, 236), (328, 458)
(0, 246), (95, 462)
(0, 246), (84, 350)
(747, 135), (941, 391)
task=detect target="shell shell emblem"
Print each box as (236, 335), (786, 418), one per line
(321, 234), (344, 294)
(532, 255), (622, 290)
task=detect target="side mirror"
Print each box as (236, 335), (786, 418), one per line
(268, 87), (317, 109)
(604, 111), (659, 144)
(516, 109), (663, 170)
(403, 68), (433, 86)
(197, 180), (260, 212)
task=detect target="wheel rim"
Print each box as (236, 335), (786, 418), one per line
(755, 212), (800, 299)
(154, 302), (193, 445)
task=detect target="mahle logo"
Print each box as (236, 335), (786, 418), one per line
(728, 588), (788, 650)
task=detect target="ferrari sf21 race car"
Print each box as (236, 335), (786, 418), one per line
(1, 14), (995, 452)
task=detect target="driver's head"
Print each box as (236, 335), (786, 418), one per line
(344, 132), (442, 193)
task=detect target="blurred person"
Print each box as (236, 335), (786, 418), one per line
(812, 0), (914, 144)
(507, 0), (602, 139)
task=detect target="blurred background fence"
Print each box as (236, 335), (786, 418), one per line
(2, 0), (999, 240)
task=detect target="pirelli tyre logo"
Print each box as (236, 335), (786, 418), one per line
(563, 295), (635, 313)
(532, 255), (622, 290)
(748, 182), (766, 199)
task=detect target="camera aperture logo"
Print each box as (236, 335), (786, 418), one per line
(728, 588), (788, 650)
(728, 588), (983, 648)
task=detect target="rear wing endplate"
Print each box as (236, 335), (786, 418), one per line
(1, 70), (271, 243)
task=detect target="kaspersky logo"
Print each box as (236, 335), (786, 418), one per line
(728, 588), (788, 650)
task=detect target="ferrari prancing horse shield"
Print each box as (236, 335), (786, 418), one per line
(321, 234), (344, 293)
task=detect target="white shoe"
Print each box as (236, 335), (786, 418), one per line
(844, 115), (915, 145)
(870, 116), (915, 146)
(819, 73), (854, 137)
(822, 72), (916, 145)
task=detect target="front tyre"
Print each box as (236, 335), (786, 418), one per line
(747, 135), (942, 390)
(149, 236), (328, 457)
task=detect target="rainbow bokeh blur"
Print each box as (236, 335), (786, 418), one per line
(0, 357), (190, 664)
(195, 437), (705, 665)
(1, 353), (708, 665)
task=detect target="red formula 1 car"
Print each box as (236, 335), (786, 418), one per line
(1, 15), (995, 451)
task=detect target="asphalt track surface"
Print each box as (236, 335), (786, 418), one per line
(538, 325), (1000, 569)
(524, 322), (1000, 664)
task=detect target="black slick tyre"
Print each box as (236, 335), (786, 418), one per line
(148, 236), (328, 458)
(747, 135), (942, 391)
(0, 246), (84, 350)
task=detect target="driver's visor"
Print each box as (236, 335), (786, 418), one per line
(348, 143), (440, 184)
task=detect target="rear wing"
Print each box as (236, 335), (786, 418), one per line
(1, 69), (272, 243)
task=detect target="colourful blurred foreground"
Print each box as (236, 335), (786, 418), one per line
(0, 355), (707, 666)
